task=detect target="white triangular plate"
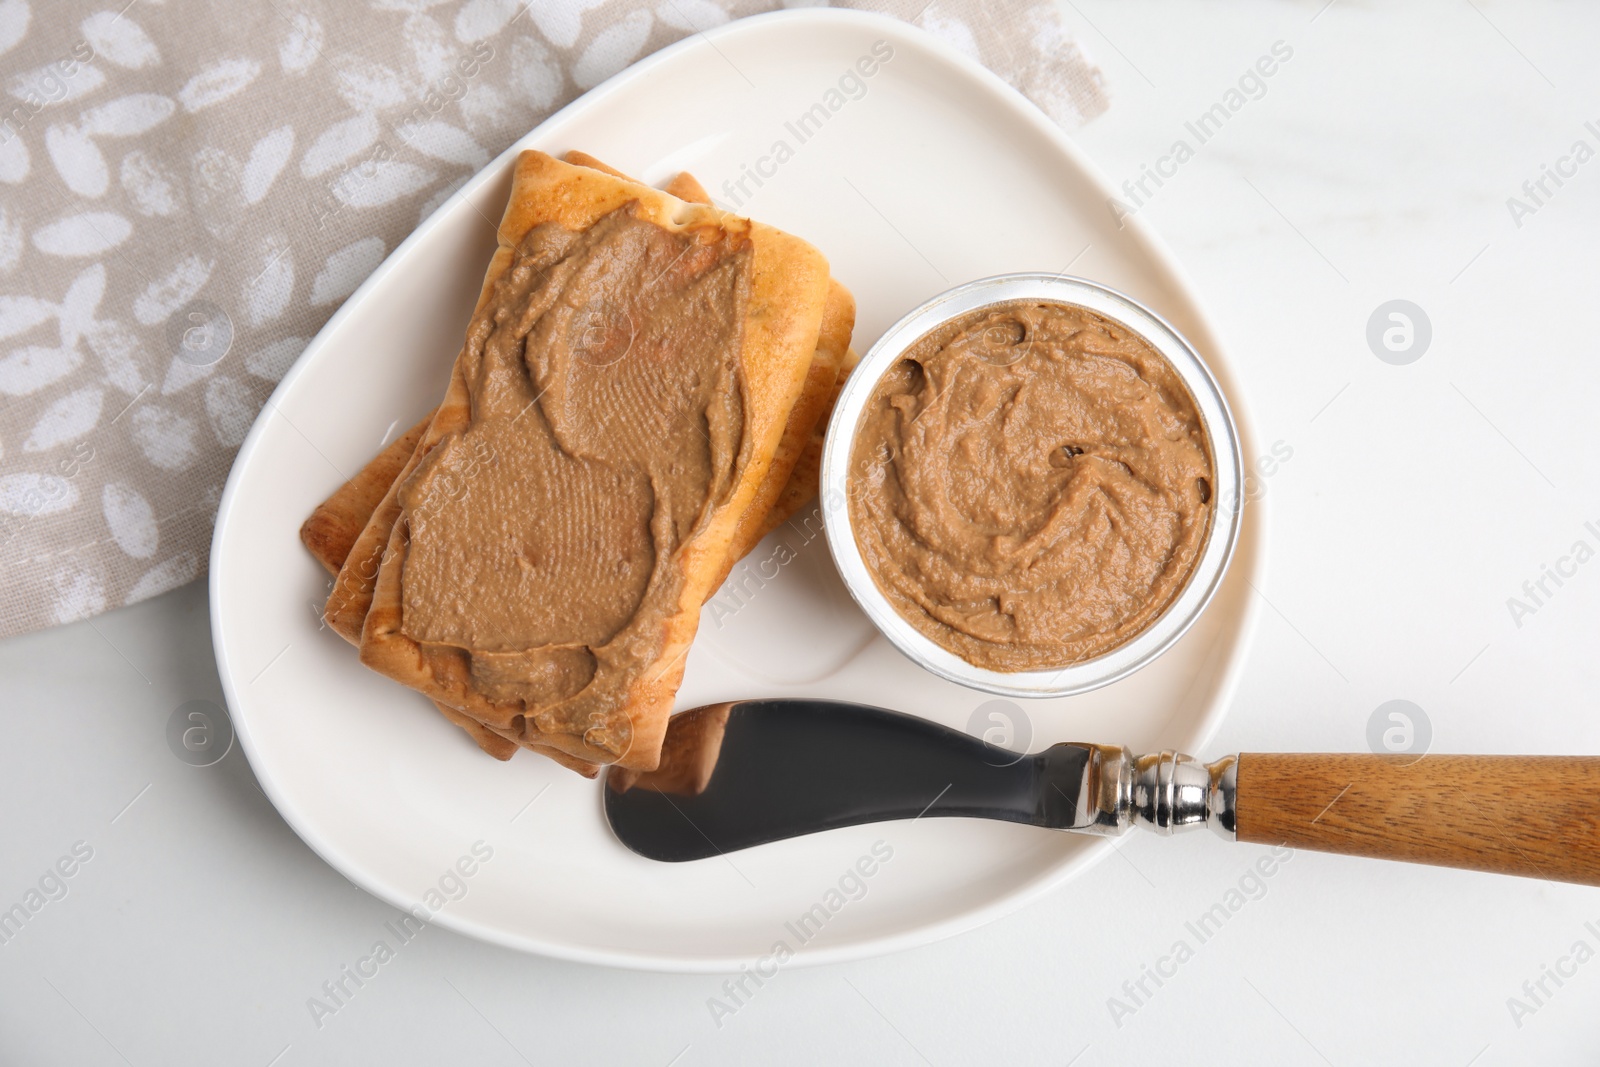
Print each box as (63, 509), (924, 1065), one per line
(211, 9), (1265, 971)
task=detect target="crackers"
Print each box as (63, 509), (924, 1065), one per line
(307, 150), (853, 773)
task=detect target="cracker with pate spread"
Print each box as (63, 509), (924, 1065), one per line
(306, 155), (855, 774)
(326, 149), (837, 772)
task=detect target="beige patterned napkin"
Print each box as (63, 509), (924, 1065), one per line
(0, 0), (1107, 639)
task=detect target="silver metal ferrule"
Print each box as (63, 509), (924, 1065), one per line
(1074, 746), (1238, 840)
(1206, 754), (1239, 840)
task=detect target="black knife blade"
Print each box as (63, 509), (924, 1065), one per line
(603, 699), (1098, 861)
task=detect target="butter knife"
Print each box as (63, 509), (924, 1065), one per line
(603, 698), (1600, 885)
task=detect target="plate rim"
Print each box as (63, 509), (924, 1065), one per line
(210, 6), (1268, 972)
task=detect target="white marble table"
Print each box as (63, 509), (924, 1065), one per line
(4, 1), (1599, 1063)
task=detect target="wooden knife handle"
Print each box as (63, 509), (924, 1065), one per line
(1233, 753), (1600, 885)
